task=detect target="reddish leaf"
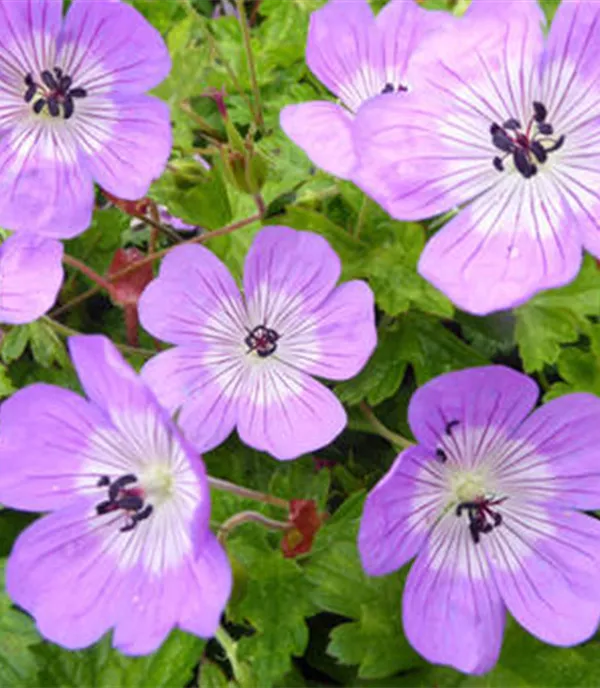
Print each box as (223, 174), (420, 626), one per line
(281, 499), (322, 558)
(107, 248), (153, 307)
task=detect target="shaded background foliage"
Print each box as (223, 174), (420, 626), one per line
(0, 0), (596, 686)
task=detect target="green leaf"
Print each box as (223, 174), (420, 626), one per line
(364, 223), (453, 318)
(229, 541), (316, 688)
(27, 321), (70, 369)
(336, 325), (408, 407)
(33, 631), (205, 688)
(199, 661), (233, 688)
(515, 255), (600, 372)
(0, 364), (15, 398)
(305, 494), (420, 679)
(1, 326), (30, 364)
(0, 560), (40, 688)
(392, 620), (600, 687)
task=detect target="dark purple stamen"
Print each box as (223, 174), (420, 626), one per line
(490, 101), (564, 179)
(381, 82), (408, 95)
(23, 68), (87, 119)
(435, 448), (448, 463)
(456, 496), (506, 544)
(445, 419), (459, 435)
(245, 325), (280, 358)
(95, 473), (153, 534)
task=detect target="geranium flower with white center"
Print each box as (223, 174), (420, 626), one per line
(138, 225), (376, 461)
(358, 366), (600, 675)
(0, 0), (171, 238)
(280, 0), (455, 180)
(0, 233), (63, 323)
(352, 0), (600, 315)
(0, 335), (231, 654)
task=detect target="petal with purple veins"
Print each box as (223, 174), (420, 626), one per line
(358, 446), (446, 576)
(57, 0), (171, 95)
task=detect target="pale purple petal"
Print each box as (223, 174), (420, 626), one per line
(58, 0), (171, 95)
(144, 347), (240, 455)
(358, 446), (444, 576)
(306, 0), (380, 112)
(486, 506), (600, 646)
(501, 393), (600, 510)
(139, 243), (245, 347)
(77, 94), (171, 200)
(377, 0), (457, 88)
(407, 366), (539, 452)
(0, 121), (94, 238)
(418, 177), (583, 315)
(0, 1), (62, 78)
(279, 280), (376, 381)
(113, 531), (231, 654)
(0, 384), (110, 511)
(352, 91), (494, 221)
(0, 234), (63, 324)
(280, 102), (357, 180)
(236, 363), (346, 461)
(7, 497), (126, 650)
(243, 225), (341, 323)
(403, 513), (505, 675)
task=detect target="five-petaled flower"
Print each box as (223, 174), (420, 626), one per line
(138, 225), (377, 461)
(0, 0), (172, 238)
(353, 0), (600, 315)
(0, 233), (63, 323)
(280, 0), (454, 180)
(358, 366), (600, 675)
(0, 335), (231, 654)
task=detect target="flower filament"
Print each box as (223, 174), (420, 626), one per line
(456, 496), (506, 544)
(490, 101), (565, 179)
(23, 67), (87, 120)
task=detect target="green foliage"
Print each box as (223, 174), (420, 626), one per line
(32, 632), (205, 688)
(2, 1), (598, 687)
(515, 256), (600, 373)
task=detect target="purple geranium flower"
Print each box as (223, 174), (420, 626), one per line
(0, 335), (231, 654)
(0, 0), (171, 238)
(0, 234), (63, 323)
(352, 0), (600, 315)
(358, 366), (600, 674)
(280, 0), (454, 180)
(138, 226), (376, 460)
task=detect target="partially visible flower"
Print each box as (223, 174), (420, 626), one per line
(358, 366), (600, 675)
(0, 0), (171, 238)
(0, 335), (231, 654)
(139, 226), (377, 460)
(157, 206), (201, 232)
(280, 0), (455, 179)
(352, 0), (600, 314)
(0, 234), (63, 324)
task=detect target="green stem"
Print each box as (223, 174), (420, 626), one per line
(218, 510), (291, 544)
(207, 475), (289, 510)
(42, 317), (156, 358)
(49, 213), (262, 319)
(236, 0), (263, 128)
(359, 401), (414, 451)
(354, 196), (369, 238)
(215, 626), (244, 685)
(62, 254), (113, 293)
